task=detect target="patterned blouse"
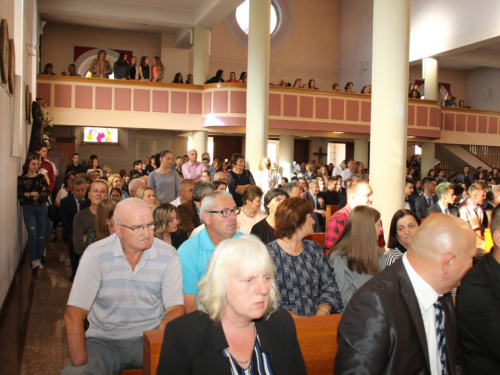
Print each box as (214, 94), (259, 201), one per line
(267, 239), (343, 316)
(17, 174), (49, 206)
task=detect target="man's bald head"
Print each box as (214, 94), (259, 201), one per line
(407, 214), (476, 294)
(114, 198), (151, 225)
(114, 198), (154, 252)
(214, 171), (227, 183)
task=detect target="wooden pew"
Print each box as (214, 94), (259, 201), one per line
(326, 204), (339, 225)
(141, 313), (342, 375)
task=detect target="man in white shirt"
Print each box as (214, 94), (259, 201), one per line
(332, 160), (346, 177)
(336, 214), (474, 374)
(340, 158), (355, 185)
(170, 179), (194, 207)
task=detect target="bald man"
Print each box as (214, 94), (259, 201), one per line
(335, 214), (473, 374)
(181, 149), (206, 181)
(63, 198), (184, 374)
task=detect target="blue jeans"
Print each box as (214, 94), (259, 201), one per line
(22, 204), (48, 262)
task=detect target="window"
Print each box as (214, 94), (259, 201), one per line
(235, 0), (278, 35)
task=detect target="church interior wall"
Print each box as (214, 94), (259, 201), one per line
(467, 67), (500, 111)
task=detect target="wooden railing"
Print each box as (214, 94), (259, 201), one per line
(463, 145), (500, 169)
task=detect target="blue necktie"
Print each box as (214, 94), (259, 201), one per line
(434, 300), (447, 374)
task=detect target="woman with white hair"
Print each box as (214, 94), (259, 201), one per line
(157, 235), (307, 374)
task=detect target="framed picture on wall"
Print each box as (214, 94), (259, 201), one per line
(0, 19), (9, 86)
(8, 38), (15, 95)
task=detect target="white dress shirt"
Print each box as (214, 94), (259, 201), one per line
(402, 254), (443, 375)
(170, 196), (181, 207)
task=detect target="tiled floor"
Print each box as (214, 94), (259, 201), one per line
(0, 229), (72, 375)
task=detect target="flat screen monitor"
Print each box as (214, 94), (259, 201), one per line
(83, 127), (119, 143)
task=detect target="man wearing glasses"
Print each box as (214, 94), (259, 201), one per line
(62, 198), (184, 374)
(178, 190), (244, 313)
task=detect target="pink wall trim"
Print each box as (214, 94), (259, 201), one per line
(171, 92), (187, 114)
(444, 113), (454, 131)
(331, 99), (344, 120)
(133, 89), (150, 112)
(478, 116), (487, 134)
(467, 115), (477, 133)
(189, 92), (202, 114)
(408, 105), (415, 125)
(408, 128), (441, 138)
(152, 90), (168, 113)
(230, 91), (246, 114)
(361, 101), (371, 122)
(114, 88), (131, 111)
(37, 83), (52, 107)
(75, 86), (92, 109)
(346, 100), (359, 121)
(54, 84), (71, 108)
(429, 107), (439, 127)
(269, 94), (281, 116)
(95, 87), (112, 110)
(284, 95), (297, 117)
(316, 97), (329, 119)
(416, 107), (428, 127)
(489, 117), (498, 134)
(456, 114), (466, 132)
(213, 91), (228, 113)
(204, 92), (212, 114)
(269, 119), (370, 133)
(299, 96), (313, 118)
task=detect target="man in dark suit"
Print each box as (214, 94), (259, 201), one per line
(426, 182), (457, 217)
(178, 182), (214, 236)
(335, 214), (474, 374)
(59, 178), (87, 281)
(456, 205), (500, 374)
(300, 179), (326, 232)
(414, 177), (438, 218)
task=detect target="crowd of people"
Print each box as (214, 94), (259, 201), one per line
(16, 143), (500, 374)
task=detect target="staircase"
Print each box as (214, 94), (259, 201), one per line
(435, 144), (492, 179)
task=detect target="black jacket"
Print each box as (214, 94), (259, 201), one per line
(157, 309), (307, 375)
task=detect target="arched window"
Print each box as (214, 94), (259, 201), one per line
(235, 0), (279, 35)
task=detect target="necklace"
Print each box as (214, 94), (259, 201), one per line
(279, 239), (300, 256)
(242, 207), (256, 218)
(227, 323), (256, 367)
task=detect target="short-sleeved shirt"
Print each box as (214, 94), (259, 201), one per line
(324, 205), (385, 251)
(67, 234), (183, 340)
(178, 228), (244, 295)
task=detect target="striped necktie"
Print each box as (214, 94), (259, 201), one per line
(434, 300), (447, 374)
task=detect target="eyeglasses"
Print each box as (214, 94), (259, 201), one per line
(118, 223), (155, 233)
(205, 208), (240, 217)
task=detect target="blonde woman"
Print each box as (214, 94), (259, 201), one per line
(135, 186), (159, 209)
(254, 156), (281, 196)
(152, 203), (188, 249)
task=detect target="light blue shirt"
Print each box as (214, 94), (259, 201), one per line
(178, 228), (244, 295)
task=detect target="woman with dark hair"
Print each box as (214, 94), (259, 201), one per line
(218, 161), (228, 173)
(113, 52), (130, 80)
(85, 198), (117, 247)
(386, 209), (421, 266)
(41, 63), (56, 75)
(328, 206), (386, 307)
(129, 56), (139, 80)
(267, 197), (343, 316)
(239, 71), (247, 83)
(409, 89), (419, 98)
(293, 78), (302, 88)
(18, 154), (50, 270)
(110, 187), (122, 202)
(308, 79), (318, 89)
(251, 188), (288, 244)
(148, 150), (181, 204)
(344, 82), (354, 93)
(138, 56), (151, 81)
(458, 99), (465, 108)
(89, 49), (112, 79)
(152, 56), (165, 82)
(205, 69), (225, 84)
(172, 72), (184, 84)
(237, 186), (266, 235)
(87, 157), (103, 177)
(185, 73), (193, 84)
(427, 169), (436, 178)
(152, 203), (188, 249)
(226, 153), (256, 207)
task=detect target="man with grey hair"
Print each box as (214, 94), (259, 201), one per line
(170, 179), (194, 207)
(177, 181), (214, 236)
(63, 198), (184, 374)
(128, 177), (146, 197)
(178, 190), (244, 313)
(214, 171), (227, 183)
(426, 182), (457, 216)
(301, 179), (326, 232)
(283, 181), (301, 198)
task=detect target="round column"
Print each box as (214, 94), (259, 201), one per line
(192, 131), (208, 155)
(422, 57), (439, 101)
(245, 0), (271, 172)
(420, 142), (436, 178)
(193, 27), (210, 85)
(354, 138), (369, 167)
(370, 0), (410, 238)
(279, 134), (294, 179)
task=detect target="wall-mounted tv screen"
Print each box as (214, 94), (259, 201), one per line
(83, 127), (119, 143)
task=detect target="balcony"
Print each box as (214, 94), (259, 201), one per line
(37, 75), (500, 145)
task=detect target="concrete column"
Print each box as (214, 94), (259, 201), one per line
(245, 0), (271, 172)
(422, 57), (438, 101)
(192, 131), (208, 155)
(370, 0), (410, 238)
(193, 27), (210, 85)
(279, 134), (294, 179)
(354, 139), (369, 167)
(420, 142), (436, 178)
